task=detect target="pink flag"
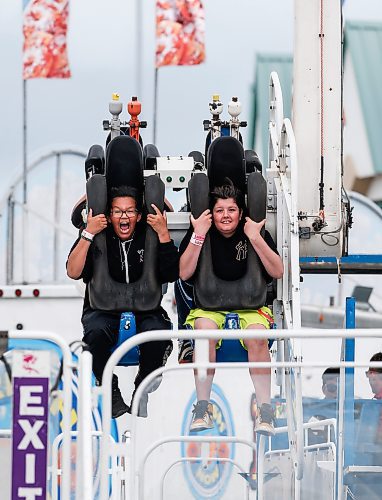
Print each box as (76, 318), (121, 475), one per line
(23, 0), (71, 79)
(156, 0), (205, 68)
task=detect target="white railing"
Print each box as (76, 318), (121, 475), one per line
(50, 431), (119, 500)
(159, 457), (250, 500)
(268, 71), (303, 490)
(257, 417), (337, 498)
(92, 328), (382, 500)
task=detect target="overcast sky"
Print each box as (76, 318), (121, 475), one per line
(1, 0), (382, 204)
(1, 0), (382, 283)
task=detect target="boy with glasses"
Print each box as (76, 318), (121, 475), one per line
(67, 185), (178, 418)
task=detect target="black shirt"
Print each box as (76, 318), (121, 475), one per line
(67, 222), (179, 312)
(179, 223), (277, 283)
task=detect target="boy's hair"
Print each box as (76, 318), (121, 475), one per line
(322, 367), (340, 381)
(370, 352), (382, 373)
(109, 185), (142, 212)
(210, 177), (245, 211)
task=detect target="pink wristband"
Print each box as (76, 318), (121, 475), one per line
(190, 232), (205, 247)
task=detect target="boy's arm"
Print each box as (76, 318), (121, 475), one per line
(66, 209), (107, 279)
(179, 210), (212, 281)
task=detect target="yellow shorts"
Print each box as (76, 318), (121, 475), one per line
(184, 307), (273, 350)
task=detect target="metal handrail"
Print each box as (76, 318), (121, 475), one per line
(137, 436), (257, 500)
(98, 327), (382, 500)
(159, 457), (250, 500)
(51, 430), (117, 500)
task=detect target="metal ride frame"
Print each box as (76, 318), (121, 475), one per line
(0, 147), (86, 285)
(268, 71), (304, 494)
(5, 330), (73, 500)
(71, 327), (382, 500)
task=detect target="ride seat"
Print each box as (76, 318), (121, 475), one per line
(188, 136), (268, 311)
(86, 135), (166, 312)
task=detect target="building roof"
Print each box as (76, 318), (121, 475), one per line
(250, 53), (293, 163)
(345, 21), (382, 175)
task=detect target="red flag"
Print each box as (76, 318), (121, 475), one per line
(156, 0), (205, 68)
(23, 0), (71, 79)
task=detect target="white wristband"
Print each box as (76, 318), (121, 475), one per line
(81, 229), (94, 242)
(190, 232), (205, 247)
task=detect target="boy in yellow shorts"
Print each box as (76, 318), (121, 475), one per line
(179, 181), (283, 436)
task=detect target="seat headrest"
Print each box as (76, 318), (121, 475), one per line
(143, 143), (160, 170)
(106, 135), (144, 194)
(85, 144), (105, 178)
(207, 136), (246, 193)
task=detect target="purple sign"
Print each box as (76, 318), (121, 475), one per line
(11, 352), (49, 500)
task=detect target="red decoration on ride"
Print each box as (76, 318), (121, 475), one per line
(127, 97), (143, 142)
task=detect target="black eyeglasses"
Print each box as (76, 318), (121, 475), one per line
(111, 208), (138, 218)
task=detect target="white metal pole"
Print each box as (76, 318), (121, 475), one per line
(22, 79), (28, 284)
(136, 0), (143, 97)
(153, 67), (159, 144)
(75, 349), (94, 500)
(53, 153), (62, 282)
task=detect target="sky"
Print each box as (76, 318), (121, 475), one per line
(1, 0), (382, 203)
(1, 0), (382, 283)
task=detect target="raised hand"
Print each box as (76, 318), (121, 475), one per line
(86, 208), (108, 235)
(147, 204), (171, 242)
(191, 209), (212, 236)
(244, 217), (266, 243)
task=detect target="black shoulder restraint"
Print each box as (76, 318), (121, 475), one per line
(85, 135), (165, 312)
(188, 136), (267, 311)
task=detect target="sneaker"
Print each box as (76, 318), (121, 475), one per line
(128, 389), (149, 418)
(112, 384), (130, 419)
(255, 403), (275, 436)
(178, 340), (194, 364)
(190, 400), (214, 432)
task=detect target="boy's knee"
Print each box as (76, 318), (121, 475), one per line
(83, 328), (103, 345)
(194, 318), (218, 329)
(245, 338), (269, 351)
(83, 327), (115, 350)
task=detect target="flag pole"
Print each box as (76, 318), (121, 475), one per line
(153, 67), (159, 145)
(136, 0), (142, 98)
(22, 77), (28, 284)
(23, 79), (27, 205)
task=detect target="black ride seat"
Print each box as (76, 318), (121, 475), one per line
(187, 136), (269, 363)
(85, 135), (166, 312)
(188, 136), (268, 311)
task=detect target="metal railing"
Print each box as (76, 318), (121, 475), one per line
(91, 327), (382, 500)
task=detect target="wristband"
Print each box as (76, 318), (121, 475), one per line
(81, 229), (94, 242)
(190, 232), (205, 247)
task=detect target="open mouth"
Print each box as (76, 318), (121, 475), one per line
(119, 221), (130, 233)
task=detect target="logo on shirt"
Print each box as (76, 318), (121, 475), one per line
(137, 249), (144, 263)
(235, 240), (247, 261)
